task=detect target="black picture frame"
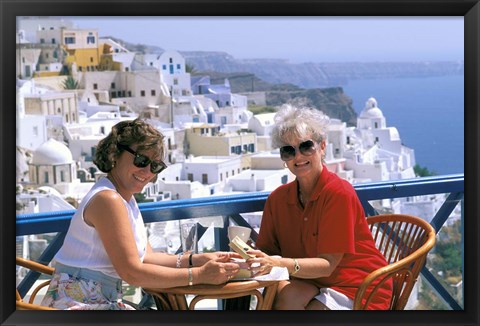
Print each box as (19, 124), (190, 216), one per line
(2, 1), (478, 326)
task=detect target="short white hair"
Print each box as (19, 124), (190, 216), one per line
(271, 104), (330, 148)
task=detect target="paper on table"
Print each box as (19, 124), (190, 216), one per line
(252, 266), (289, 281)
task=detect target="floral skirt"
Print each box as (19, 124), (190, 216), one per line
(41, 272), (135, 310)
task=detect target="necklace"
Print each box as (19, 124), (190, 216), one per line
(298, 187), (306, 208)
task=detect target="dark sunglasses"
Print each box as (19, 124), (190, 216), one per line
(118, 144), (167, 174)
(280, 140), (317, 161)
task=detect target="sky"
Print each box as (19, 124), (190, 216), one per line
(68, 16), (464, 63)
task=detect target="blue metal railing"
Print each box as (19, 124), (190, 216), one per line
(16, 173), (464, 309)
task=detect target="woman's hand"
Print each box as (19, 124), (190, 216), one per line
(245, 249), (278, 277)
(195, 259), (241, 285)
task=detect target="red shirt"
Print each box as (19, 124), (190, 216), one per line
(256, 166), (392, 310)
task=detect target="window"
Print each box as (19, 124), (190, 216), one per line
(44, 172), (49, 183)
(90, 57), (94, 63)
(177, 64), (181, 69)
(40, 38), (45, 44)
(187, 173), (193, 182)
(151, 89), (156, 96)
(162, 64), (166, 70)
(140, 90), (145, 97)
(111, 83), (116, 89)
(52, 38), (55, 44)
(169, 58), (173, 63)
(33, 126), (38, 137)
(111, 92), (116, 98)
(93, 83), (98, 90)
(173, 79), (178, 85)
(64, 37), (75, 44)
(202, 174), (208, 184)
(60, 171), (65, 182)
(87, 36), (96, 44)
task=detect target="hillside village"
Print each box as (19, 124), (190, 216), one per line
(15, 17), (463, 310)
(16, 16), (454, 228)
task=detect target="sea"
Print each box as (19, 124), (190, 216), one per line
(340, 75), (464, 176)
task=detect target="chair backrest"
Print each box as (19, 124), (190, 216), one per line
(354, 214), (436, 310)
(16, 257), (56, 310)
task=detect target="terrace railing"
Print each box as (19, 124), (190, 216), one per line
(16, 173), (464, 310)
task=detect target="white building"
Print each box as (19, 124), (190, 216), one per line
(28, 138), (93, 202)
(344, 98), (416, 183)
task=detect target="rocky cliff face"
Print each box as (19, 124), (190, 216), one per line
(265, 87), (357, 126)
(182, 51), (463, 88)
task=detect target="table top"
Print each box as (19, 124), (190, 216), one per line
(145, 279), (279, 296)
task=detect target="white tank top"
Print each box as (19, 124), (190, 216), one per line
(53, 177), (148, 279)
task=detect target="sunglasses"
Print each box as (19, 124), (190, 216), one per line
(280, 140), (317, 161)
(118, 144), (167, 174)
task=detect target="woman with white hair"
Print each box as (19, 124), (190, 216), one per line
(248, 104), (392, 310)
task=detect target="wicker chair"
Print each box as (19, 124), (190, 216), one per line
(16, 257), (56, 310)
(353, 214), (436, 310)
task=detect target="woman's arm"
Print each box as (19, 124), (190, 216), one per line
(85, 191), (239, 288)
(247, 250), (343, 279)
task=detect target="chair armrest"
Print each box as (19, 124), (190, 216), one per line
(354, 248), (428, 310)
(16, 301), (57, 310)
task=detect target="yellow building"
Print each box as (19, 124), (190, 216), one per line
(186, 123), (257, 159)
(61, 29), (101, 73)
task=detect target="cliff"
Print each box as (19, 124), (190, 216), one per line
(182, 51), (464, 88)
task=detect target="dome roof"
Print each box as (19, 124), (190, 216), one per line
(360, 97), (384, 119)
(32, 139), (73, 165)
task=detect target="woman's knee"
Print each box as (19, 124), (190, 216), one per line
(273, 280), (319, 310)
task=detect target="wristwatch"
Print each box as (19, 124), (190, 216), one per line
(291, 259), (300, 275)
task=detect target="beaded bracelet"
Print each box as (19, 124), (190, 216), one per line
(176, 252), (184, 268)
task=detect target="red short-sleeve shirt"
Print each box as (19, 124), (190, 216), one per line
(256, 167), (393, 310)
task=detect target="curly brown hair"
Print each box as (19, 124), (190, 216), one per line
(93, 119), (166, 174)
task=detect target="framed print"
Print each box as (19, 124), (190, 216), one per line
(2, 1), (478, 326)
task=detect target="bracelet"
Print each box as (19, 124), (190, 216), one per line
(188, 253), (194, 267)
(291, 258), (300, 275)
(176, 252), (184, 268)
(187, 268), (193, 286)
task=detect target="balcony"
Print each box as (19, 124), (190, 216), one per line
(16, 174), (465, 310)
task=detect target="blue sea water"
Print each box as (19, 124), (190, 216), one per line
(342, 75), (464, 176)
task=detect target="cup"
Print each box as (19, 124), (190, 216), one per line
(228, 225), (252, 243)
(180, 220), (198, 253)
